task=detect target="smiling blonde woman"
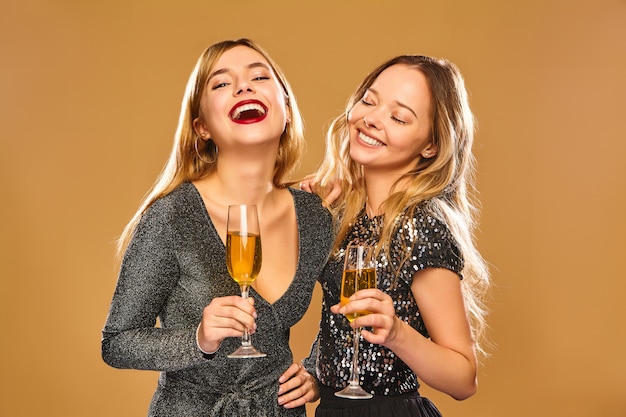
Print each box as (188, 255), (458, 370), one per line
(101, 38), (333, 417)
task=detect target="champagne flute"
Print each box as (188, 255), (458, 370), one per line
(226, 204), (266, 358)
(335, 244), (377, 399)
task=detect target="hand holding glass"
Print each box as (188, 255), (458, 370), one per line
(335, 244), (377, 399)
(226, 204), (266, 358)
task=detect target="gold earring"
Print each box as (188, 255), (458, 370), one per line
(194, 136), (217, 164)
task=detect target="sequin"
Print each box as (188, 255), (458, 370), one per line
(316, 204), (463, 396)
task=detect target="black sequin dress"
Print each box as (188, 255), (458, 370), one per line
(307, 203), (464, 417)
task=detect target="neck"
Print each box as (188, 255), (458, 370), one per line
(363, 171), (402, 216)
(196, 146), (278, 210)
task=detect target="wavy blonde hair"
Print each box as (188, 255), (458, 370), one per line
(316, 55), (491, 357)
(115, 38), (305, 263)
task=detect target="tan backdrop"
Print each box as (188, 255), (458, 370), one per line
(1, 0), (625, 416)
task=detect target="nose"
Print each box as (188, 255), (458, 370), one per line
(236, 86), (253, 95)
(363, 112), (380, 129)
(235, 79), (254, 96)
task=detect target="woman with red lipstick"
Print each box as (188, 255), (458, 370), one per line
(102, 39), (333, 417)
(302, 55), (491, 416)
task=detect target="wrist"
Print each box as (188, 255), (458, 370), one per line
(386, 316), (406, 349)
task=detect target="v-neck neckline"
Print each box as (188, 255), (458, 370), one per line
(188, 182), (301, 307)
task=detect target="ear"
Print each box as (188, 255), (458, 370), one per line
(193, 117), (211, 140)
(421, 143), (438, 158)
(284, 101), (291, 124)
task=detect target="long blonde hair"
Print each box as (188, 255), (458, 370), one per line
(316, 55), (491, 357)
(115, 38), (305, 263)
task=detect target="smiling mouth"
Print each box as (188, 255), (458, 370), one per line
(358, 131), (384, 147)
(230, 102), (267, 123)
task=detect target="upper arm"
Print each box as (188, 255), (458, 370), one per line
(411, 268), (475, 362)
(105, 207), (179, 332)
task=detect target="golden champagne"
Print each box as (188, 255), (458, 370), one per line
(226, 232), (262, 286)
(340, 268), (377, 322)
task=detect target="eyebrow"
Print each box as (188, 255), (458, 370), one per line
(209, 62), (272, 81)
(367, 87), (418, 118)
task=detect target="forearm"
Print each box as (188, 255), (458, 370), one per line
(387, 318), (477, 400)
(301, 334), (319, 377)
(102, 325), (205, 371)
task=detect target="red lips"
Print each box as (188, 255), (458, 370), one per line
(229, 100), (268, 124)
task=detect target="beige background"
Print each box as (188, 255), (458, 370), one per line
(1, 0), (625, 416)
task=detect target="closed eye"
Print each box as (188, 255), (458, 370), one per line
(211, 82), (229, 90)
(391, 115), (407, 124)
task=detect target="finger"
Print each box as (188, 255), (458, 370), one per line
(300, 180), (312, 192)
(200, 317), (251, 340)
(278, 363), (304, 393)
(351, 312), (380, 328)
(361, 324), (392, 345)
(208, 295), (257, 319)
(360, 327), (383, 343)
(232, 311), (257, 333)
(339, 298), (379, 317)
(278, 372), (315, 408)
(356, 314), (396, 343)
(277, 377), (301, 398)
(222, 298), (258, 326)
(299, 174), (316, 192)
(278, 363), (301, 384)
(312, 180), (329, 197)
(231, 296), (256, 316)
(206, 306), (258, 334)
(279, 389), (308, 409)
(322, 182), (342, 206)
(211, 302), (257, 324)
(350, 288), (384, 301)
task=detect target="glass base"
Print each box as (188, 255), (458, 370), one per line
(334, 383), (373, 399)
(227, 345), (267, 359)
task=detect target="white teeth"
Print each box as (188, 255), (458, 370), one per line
(359, 131), (384, 147)
(232, 103), (266, 119)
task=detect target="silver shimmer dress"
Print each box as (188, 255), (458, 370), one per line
(102, 182), (333, 417)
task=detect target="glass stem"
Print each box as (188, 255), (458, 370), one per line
(349, 327), (362, 386)
(240, 284), (251, 347)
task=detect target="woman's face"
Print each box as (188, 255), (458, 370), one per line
(347, 64), (435, 176)
(193, 45), (288, 149)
